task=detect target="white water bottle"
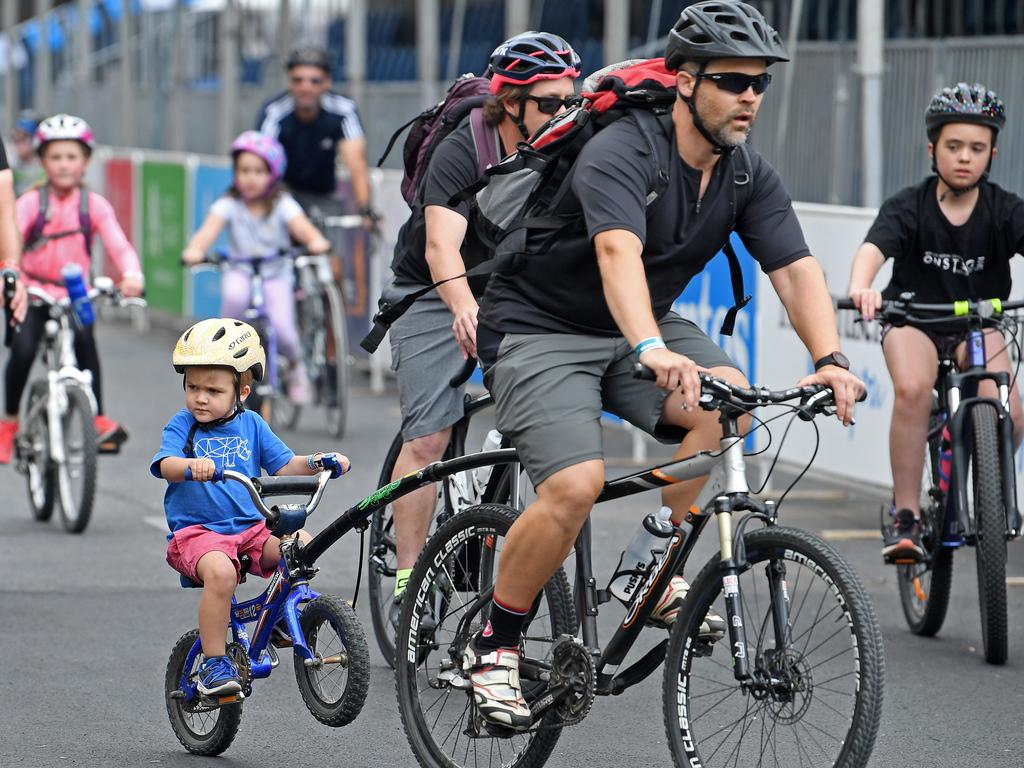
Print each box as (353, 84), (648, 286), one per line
(474, 429), (503, 494)
(608, 506), (674, 603)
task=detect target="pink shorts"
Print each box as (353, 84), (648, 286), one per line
(167, 522), (276, 584)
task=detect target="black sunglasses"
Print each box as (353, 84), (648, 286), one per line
(695, 71), (772, 95)
(522, 94), (582, 114)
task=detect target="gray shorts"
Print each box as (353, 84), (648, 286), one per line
(383, 280), (465, 440)
(484, 312), (738, 486)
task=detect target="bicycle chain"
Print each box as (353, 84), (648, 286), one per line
(528, 636), (596, 731)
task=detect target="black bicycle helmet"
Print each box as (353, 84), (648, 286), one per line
(487, 31), (581, 93)
(925, 82), (1006, 141)
(664, 1), (789, 71)
(285, 45), (332, 73)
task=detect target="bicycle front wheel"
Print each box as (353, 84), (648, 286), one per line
(396, 503), (574, 768)
(22, 381), (56, 521)
(897, 417), (953, 636)
(663, 526), (884, 768)
(57, 386), (97, 533)
(970, 404), (1008, 665)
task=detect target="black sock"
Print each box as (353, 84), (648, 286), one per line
(475, 596), (530, 652)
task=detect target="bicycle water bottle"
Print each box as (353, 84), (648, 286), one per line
(474, 430), (503, 494)
(608, 506), (674, 603)
(938, 425), (952, 495)
(61, 263), (94, 327)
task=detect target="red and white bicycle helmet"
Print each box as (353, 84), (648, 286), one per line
(34, 114), (96, 155)
(230, 130), (287, 186)
(487, 31), (581, 95)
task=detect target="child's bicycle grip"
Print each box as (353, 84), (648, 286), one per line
(183, 465), (225, 482)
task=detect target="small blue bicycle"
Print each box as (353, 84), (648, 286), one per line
(165, 468), (369, 756)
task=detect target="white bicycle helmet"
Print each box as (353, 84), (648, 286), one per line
(33, 114), (96, 155)
(173, 318), (266, 382)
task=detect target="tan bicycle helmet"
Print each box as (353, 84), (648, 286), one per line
(173, 318), (265, 382)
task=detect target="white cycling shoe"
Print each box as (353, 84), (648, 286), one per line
(462, 637), (532, 733)
(648, 575), (727, 641)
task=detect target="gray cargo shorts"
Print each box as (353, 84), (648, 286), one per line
(382, 280), (466, 440)
(484, 312), (738, 486)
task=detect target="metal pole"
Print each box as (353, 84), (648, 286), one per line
(277, 0), (292, 65)
(646, 0), (665, 44)
(446, 0), (467, 82)
(168, 0), (185, 151)
(773, 0), (803, 160)
(77, 0), (91, 116)
(858, 0), (884, 207)
(34, 0), (52, 115)
(345, 0), (367, 111)
(2, 0), (17, 135)
(505, 0), (529, 38)
(416, 0), (439, 107)
(119, 0), (133, 146)
(603, 0), (629, 66)
(220, 0), (240, 150)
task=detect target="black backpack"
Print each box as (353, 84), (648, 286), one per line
(362, 59), (753, 353)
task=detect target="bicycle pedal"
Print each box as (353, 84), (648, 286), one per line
(216, 692), (244, 705)
(98, 441), (121, 455)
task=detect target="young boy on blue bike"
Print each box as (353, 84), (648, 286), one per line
(848, 83), (1024, 562)
(152, 318), (348, 696)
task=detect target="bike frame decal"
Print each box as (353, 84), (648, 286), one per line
(358, 478), (401, 510)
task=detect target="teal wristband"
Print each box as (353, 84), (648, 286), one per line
(634, 337), (667, 357)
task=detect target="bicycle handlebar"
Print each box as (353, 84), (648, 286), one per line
(631, 364), (862, 420)
(183, 466), (332, 527)
(2, 269), (17, 348)
(25, 277), (147, 311)
(184, 248), (329, 269)
(836, 295), (1024, 321)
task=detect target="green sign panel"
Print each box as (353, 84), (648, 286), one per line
(141, 161), (187, 314)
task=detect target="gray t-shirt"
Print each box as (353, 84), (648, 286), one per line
(479, 116), (811, 336)
(211, 193), (304, 277)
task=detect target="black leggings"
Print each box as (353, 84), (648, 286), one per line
(4, 306), (103, 417)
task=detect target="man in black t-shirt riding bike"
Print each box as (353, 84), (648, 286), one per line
(466, 2), (864, 733)
(848, 83), (1024, 562)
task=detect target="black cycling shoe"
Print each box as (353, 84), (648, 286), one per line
(882, 508), (925, 563)
(389, 592), (438, 636)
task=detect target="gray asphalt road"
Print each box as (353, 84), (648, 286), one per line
(2, 318), (1023, 768)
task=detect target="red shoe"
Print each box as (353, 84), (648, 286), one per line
(94, 415), (128, 451)
(0, 420), (17, 465)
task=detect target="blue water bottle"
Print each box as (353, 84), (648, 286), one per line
(61, 263), (94, 327)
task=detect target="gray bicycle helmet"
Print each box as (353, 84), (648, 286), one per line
(925, 82), (1006, 141)
(665, 1), (789, 71)
(285, 46), (332, 73)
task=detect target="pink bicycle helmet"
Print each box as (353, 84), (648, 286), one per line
(34, 114), (96, 155)
(230, 130), (287, 185)
(488, 31), (581, 94)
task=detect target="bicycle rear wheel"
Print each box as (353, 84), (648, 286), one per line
(396, 503), (574, 768)
(663, 526), (884, 768)
(21, 381), (56, 522)
(57, 387), (97, 533)
(970, 404), (1008, 665)
(897, 417), (953, 635)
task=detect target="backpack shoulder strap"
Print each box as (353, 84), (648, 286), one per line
(719, 145), (754, 337)
(25, 185), (49, 251)
(79, 184), (93, 255)
(469, 107), (501, 176)
(628, 110), (673, 205)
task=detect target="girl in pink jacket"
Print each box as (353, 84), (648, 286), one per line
(0, 115), (144, 464)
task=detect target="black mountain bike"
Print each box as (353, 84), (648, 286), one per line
(368, 359), (518, 667)
(394, 371), (885, 768)
(838, 296), (1023, 664)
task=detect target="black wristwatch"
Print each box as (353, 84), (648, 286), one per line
(814, 351), (851, 371)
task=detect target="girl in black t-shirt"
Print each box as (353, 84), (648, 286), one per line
(847, 83), (1024, 563)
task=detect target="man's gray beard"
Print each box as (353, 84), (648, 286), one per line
(710, 121), (753, 149)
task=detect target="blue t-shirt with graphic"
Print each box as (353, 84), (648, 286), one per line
(150, 409), (294, 537)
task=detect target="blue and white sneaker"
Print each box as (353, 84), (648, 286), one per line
(197, 655), (242, 696)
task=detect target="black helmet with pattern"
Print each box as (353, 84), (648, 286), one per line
(925, 82), (1006, 141)
(665, 1), (789, 71)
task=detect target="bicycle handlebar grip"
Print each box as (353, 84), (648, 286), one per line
(449, 357), (478, 388)
(2, 269), (17, 348)
(183, 465), (225, 482)
(631, 363), (656, 381)
(834, 298), (856, 310)
(251, 476), (322, 496)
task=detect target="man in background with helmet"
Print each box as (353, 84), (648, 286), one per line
(848, 82), (1024, 561)
(255, 45), (373, 229)
(467, 2), (863, 732)
(8, 111), (43, 196)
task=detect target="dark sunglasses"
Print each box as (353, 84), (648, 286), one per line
(523, 94), (582, 114)
(290, 75), (325, 86)
(696, 71), (772, 95)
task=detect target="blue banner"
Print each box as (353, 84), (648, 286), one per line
(190, 164), (233, 319)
